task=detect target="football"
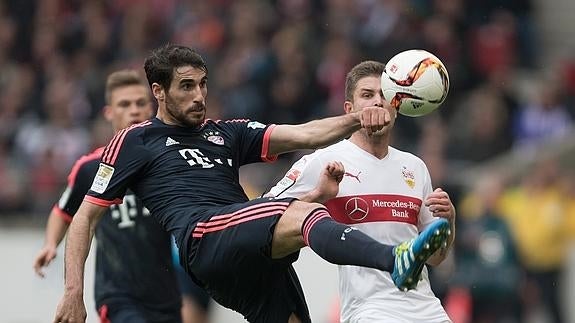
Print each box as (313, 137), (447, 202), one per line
(381, 49), (450, 117)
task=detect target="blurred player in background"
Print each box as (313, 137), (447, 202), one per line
(34, 70), (206, 322)
(269, 61), (455, 322)
(54, 45), (450, 323)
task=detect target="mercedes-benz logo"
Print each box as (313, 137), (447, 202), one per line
(344, 197), (369, 221)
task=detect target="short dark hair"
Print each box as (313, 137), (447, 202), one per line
(144, 44), (208, 91)
(105, 69), (147, 104)
(344, 61), (384, 102)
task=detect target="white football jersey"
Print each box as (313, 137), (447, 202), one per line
(270, 140), (451, 323)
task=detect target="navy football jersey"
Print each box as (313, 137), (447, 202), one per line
(54, 147), (180, 312)
(85, 118), (276, 253)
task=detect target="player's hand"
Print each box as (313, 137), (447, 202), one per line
(424, 188), (455, 223)
(314, 161), (345, 202)
(34, 245), (57, 278)
(53, 292), (87, 323)
(358, 105), (392, 135)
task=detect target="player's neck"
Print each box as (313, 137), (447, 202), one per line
(156, 108), (192, 127)
(349, 133), (389, 159)
(156, 110), (179, 126)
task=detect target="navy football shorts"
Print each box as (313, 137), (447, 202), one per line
(185, 197), (311, 323)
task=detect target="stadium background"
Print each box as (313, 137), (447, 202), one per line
(1, 0), (575, 322)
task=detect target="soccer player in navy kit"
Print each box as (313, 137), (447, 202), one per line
(54, 45), (450, 323)
(34, 70), (184, 322)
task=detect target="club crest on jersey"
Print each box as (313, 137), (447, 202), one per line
(203, 130), (225, 145)
(247, 121), (265, 129)
(91, 163), (115, 194)
(401, 166), (415, 188)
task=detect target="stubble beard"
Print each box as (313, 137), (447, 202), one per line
(165, 97), (205, 128)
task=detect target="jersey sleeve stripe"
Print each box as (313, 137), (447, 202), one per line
(103, 128), (129, 165)
(51, 205), (73, 223)
(84, 195), (123, 207)
(261, 124), (278, 162)
(68, 147), (105, 185)
(102, 128), (127, 165)
(102, 121), (152, 165)
(98, 305), (111, 323)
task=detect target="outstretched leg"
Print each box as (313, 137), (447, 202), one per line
(272, 201), (394, 272)
(272, 200), (450, 291)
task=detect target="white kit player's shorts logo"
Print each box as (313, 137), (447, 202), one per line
(344, 197), (369, 221)
(91, 163), (115, 194)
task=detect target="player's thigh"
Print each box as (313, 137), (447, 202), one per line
(189, 198), (296, 276)
(271, 199), (326, 258)
(188, 199), (304, 311)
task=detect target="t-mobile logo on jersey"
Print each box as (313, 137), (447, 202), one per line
(179, 148), (232, 168)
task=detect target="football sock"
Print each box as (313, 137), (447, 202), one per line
(301, 207), (395, 272)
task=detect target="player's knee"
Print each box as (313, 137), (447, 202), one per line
(288, 201), (327, 223)
(279, 201), (327, 234)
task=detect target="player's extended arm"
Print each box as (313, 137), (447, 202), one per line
(53, 201), (107, 323)
(33, 210), (70, 277)
(268, 106), (391, 156)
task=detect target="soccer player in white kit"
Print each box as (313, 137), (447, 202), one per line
(269, 61), (455, 323)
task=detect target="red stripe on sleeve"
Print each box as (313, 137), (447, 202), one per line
(51, 205), (73, 223)
(98, 305), (111, 323)
(102, 128), (126, 164)
(67, 147), (105, 186)
(102, 121), (152, 165)
(107, 128), (131, 165)
(261, 124), (277, 162)
(84, 195), (123, 207)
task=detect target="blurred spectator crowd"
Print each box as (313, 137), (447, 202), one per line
(2, 0), (575, 321)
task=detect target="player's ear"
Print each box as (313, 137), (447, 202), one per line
(344, 101), (354, 114)
(103, 105), (113, 121)
(152, 83), (165, 101)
